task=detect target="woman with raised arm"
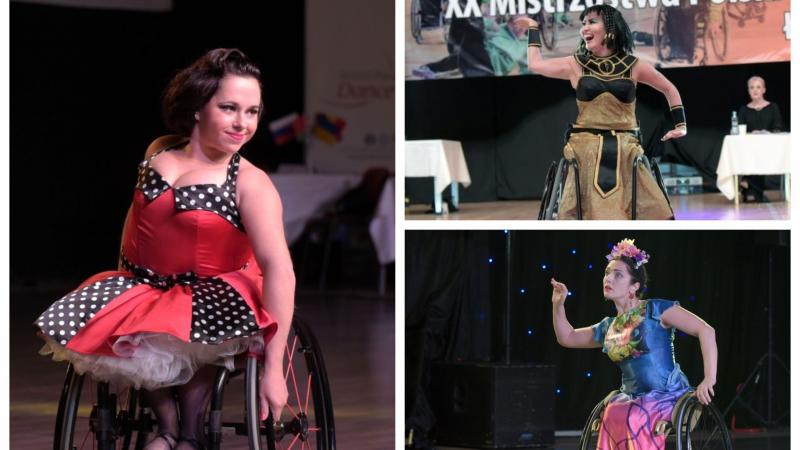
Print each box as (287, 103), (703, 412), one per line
(520, 5), (686, 219)
(35, 48), (295, 450)
(550, 239), (717, 449)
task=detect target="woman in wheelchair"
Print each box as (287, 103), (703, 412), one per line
(520, 5), (687, 219)
(35, 49), (295, 450)
(550, 239), (718, 449)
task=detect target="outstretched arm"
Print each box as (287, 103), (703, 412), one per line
(661, 305), (717, 405)
(551, 279), (601, 349)
(633, 61), (688, 141)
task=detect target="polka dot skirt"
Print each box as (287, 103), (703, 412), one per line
(189, 278), (260, 344)
(136, 149), (244, 231)
(36, 275), (142, 346)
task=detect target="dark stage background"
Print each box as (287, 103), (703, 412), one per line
(406, 230), (790, 433)
(11, 1), (304, 283)
(406, 62), (790, 202)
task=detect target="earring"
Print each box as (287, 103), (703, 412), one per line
(194, 112), (200, 121)
(628, 292), (635, 300)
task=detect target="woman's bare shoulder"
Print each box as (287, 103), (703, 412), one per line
(236, 156), (279, 199)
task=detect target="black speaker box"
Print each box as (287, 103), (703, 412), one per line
(431, 362), (555, 448)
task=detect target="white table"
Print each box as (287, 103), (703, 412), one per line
(270, 173), (360, 244)
(405, 140), (472, 214)
(715, 133), (791, 205)
(270, 174), (395, 294)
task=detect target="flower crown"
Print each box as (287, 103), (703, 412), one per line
(606, 238), (650, 269)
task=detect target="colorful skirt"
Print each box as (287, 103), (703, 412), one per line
(596, 387), (690, 449)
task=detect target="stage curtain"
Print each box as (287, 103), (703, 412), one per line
(406, 62), (789, 203)
(406, 230), (790, 430)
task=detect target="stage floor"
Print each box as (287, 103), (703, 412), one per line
(10, 287), (394, 450)
(436, 427), (790, 449)
(406, 191), (789, 221)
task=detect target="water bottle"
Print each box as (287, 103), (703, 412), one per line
(730, 111), (738, 135)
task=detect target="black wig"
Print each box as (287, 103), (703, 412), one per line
(578, 5), (634, 55)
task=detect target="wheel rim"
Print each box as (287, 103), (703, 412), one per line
(677, 400), (732, 450)
(54, 367), (138, 450)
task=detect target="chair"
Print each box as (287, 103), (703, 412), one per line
(52, 316), (335, 450)
(578, 389), (732, 450)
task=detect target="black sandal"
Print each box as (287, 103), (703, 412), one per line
(147, 432), (177, 449)
(178, 437), (206, 450)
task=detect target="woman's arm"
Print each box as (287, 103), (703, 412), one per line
(550, 279), (601, 349)
(632, 61), (688, 141)
(238, 165), (296, 421)
(660, 305), (717, 405)
(515, 17), (578, 82)
(771, 103), (784, 131)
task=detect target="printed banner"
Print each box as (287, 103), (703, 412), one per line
(306, 0), (395, 173)
(406, 0), (791, 79)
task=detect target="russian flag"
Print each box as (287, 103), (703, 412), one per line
(311, 113), (347, 145)
(268, 113), (304, 146)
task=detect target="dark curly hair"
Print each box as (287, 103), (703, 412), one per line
(613, 256), (648, 298)
(162, 48), (263, 136)
(578, 5), (634, 55)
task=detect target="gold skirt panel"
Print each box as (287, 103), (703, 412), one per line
(557, 132), (674, 220)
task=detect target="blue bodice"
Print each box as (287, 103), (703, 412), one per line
(592, 299), (690, 396)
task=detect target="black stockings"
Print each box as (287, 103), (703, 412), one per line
(144, 365), (219, 450)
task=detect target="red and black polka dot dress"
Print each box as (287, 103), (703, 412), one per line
(35, 139), (277, 389)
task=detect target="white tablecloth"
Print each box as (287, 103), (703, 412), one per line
(715, 133), (791, 200)
(405, 140), (472, 192)
(270, 173), (395, 264)
(270, 173), (360, 244)
(369, 177), (395, 265)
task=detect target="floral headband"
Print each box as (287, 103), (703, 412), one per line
(606, 238), (650, 269)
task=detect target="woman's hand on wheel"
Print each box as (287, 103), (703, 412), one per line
(259, 365), (289, 421)
(661, 127), (687, 141)
(550, 278), (568, 306)
(695, 378), (716, 405)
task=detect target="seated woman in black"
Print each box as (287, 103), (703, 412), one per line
(737, 75), (784, 203)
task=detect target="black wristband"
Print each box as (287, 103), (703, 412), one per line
(528, 26), (542, 47)
(670, 105), (686, 129)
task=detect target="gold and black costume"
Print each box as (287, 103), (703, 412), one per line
(557, 53), (673, 219)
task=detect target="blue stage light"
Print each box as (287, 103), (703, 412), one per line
(571, 249), (577, 255)
(541, 264), (547, 270)
(520, 288), (526, 294)
(488, 257), (494, 264)
(556, 388), (562, 395)
(588, 264), (593, 269)
(527, 329), (533, 335)
(586, 371), (592, 377)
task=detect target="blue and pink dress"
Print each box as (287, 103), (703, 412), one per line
(591, 299), (691, 449)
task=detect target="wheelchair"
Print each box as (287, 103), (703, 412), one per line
(52, 316), (335, 450)
(655, 4), (728, 65)
(578, 390), (732, 450)
(410, 0), (450, 45)
(537, 153), (670, 220)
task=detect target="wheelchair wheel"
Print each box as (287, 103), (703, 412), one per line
(673, 394), (733, 450)
(539, 12), (557, 50)
(654, 6), (671, 63)
(54, 364), (146, 450)
(246, 316), (336, 450)
(577, 394), (608, 450)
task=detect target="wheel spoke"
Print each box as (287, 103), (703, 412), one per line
(304, 373), (313, 414)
